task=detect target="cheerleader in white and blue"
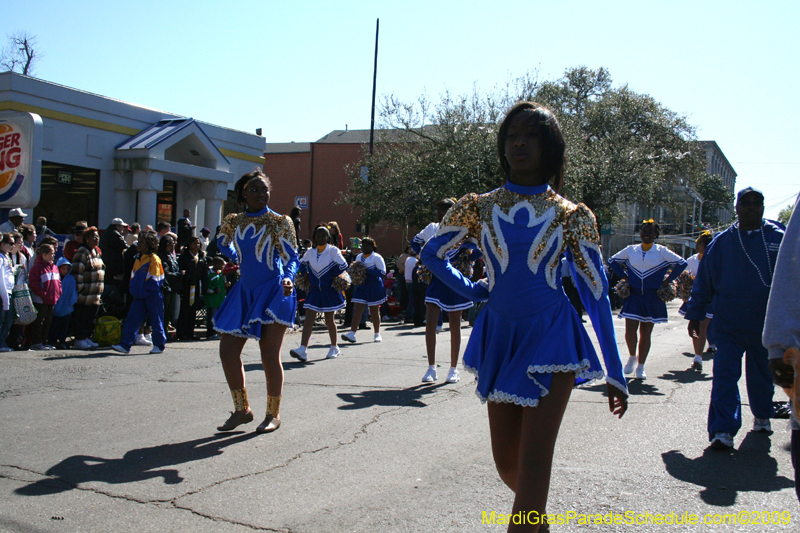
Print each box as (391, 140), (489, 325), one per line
(608, 220), (687, 379)
(342, 237), (386, 344)
(420, 102), (628, 523)
(678, 231), (714, 371)
(412, 198), (481, 384)
(213, 169), (298, 435)
(290, 226), (347, 362)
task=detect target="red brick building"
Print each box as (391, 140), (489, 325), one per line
(264, 129), (409, 256)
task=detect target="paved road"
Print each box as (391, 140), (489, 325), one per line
(0, 303), (796, 532)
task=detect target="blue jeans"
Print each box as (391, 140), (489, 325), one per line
(0, 305), (16, 349)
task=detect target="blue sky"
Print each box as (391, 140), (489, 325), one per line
(4, 0), (798, 218)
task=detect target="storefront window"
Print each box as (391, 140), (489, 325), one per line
(36, 161), (99, 234)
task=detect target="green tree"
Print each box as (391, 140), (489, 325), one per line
(342, 67), (709, 232)
(778, 203), (795, 226)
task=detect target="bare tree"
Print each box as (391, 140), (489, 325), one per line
(1, 31), (41, 76)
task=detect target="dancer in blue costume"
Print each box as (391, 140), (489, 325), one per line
(341, 237), (386, 344)
(290, 225), (348, 362)
(420, 102), (627, 531)
(213, 169), (298, 434)
(608, 221), (687, 379)
(412, 198), (481, 384)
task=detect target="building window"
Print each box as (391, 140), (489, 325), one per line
(36, 161), (99, 234)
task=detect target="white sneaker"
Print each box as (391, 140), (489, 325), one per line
(144, 333), (153, 344)
(711, 432), (734, 449)
(29, 343), (50, 351)
(753, 418), (772, 433)
(436, 325), (443, 333)
(446, 368), (460, 383)
(149, 346), (164, 354)
(74, 339), (94, 350)
(374, 333), (382, 343)
(341, 331), (357, 343)
(326, 346), (340, 359)
(692, 355), (703, 371)
(135, 334), (153, 346)
(623, 356), (637, 375)
(289, 346), (308, 362)
(87, 339), (99, 349)
(634, 365), (647, 380)
(111, 344), (129, 354)
(422, 367), (437, 383)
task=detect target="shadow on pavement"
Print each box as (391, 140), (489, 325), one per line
(42, 350), (128, 361)
(579, 380), (665, 397)
(14, 432), (258, 496)
(662, 432), (794, 506)
(658, 368), (712, 384)
(337, 383), (449, 410)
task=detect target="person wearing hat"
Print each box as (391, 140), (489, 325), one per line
(49, 256), (78, 350)
(177, 209), (196, 250)
(63, 221), (88, 262)
(99, 217), (129, 299)
(686, 187), (785, 449)
(0, 208), (27, 234)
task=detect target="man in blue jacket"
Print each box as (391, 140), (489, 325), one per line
(686, 187), (784, 449)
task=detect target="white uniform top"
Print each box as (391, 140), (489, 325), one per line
(356, 252), (386, 275)
(300, 244), (347, 277)
(685, 253), (701, 276)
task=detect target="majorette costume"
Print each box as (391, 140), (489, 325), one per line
(351, 252), (387, 306)
(608, 243), (687, 323)
(299, 244), (348, 312)
(412, 222), (480, 312)
(686, 220), (783, 440)
(420, 182), (628, 406)
(118, 253), (167, 351)
(213, 207), (299, 338)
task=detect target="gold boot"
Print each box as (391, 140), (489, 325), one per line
(256, 395), (281, 433)
(217, 388), (254, 431)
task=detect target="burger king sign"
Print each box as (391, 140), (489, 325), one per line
(0, 112), (42, 208)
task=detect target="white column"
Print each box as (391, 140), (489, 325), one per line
(204, 199), (222, 232)
(113, 170), (134, 225)
(137, 189), (158, 229)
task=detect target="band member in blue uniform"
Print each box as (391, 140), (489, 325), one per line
(213, 169), (298, 434)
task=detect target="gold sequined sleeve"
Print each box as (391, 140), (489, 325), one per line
(430, 193), (481, 259)
(565, 203), (604, 300)
(280, 215), (298, 253)
(219, 212), (240, 246)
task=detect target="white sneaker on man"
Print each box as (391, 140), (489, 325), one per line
(135, 334), (153, 346)
(422, 366), (437, 383)
(436, 325), (443, 333)
(623, 356), (637, 375)
(374, 333), (382, 343)
(111, 344), (129, 354)
(74, 339), (94, 350)
(446, 368), (460, 383)
(634, 365), (647, 380)
(341, 331), (356, 343)
(149, 346), (164, 354)
(326, 346), (341, 359)
(692, 355), (703, 371)
(144, 333), (153, 344)
(710, 432), (734, 449)
(753, 418), (772, 433)
(290, 346), (308, 362)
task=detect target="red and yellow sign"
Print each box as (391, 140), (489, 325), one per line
(0, 112), (42, 208)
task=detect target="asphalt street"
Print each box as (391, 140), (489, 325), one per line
(0, 302), (796, 532)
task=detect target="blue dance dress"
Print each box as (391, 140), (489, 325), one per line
(351, 252), (387, 306)
(412, 222), (480, 312)
(299, 244), (347, 312)
(608, 244), (686, 323)
(420, 182), (628, 406)
(212, 206), (299, 338)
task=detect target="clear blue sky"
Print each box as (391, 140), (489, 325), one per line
(5, 0), (798, 218)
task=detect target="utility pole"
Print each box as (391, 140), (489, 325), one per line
(369, 18), (379, 156)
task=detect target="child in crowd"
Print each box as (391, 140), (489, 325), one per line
(0, 233), (16, 352)
(49, 257), (78, 349)
(112, 231), (166, 354)
(28, 243), (63, 351)
(205, 256), (229, 340)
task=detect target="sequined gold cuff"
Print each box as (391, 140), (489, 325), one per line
(266, 395), (281, 417)
(231, 388), (250, 412)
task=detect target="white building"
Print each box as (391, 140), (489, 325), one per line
(0, 72), (264, 234)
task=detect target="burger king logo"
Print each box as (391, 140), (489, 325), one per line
(0, 122), (25, 201)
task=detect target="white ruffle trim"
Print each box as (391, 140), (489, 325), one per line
(213, 311), (294, 340)
(605, 376), (629, 396)
(485, 389), (540, 407)
(527, 358), (591, 376)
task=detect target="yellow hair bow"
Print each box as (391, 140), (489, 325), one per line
(642, 219), (655, 224)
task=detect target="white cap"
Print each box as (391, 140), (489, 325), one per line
(8, 208), (27, 218)
(111, 217), (127, 226)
